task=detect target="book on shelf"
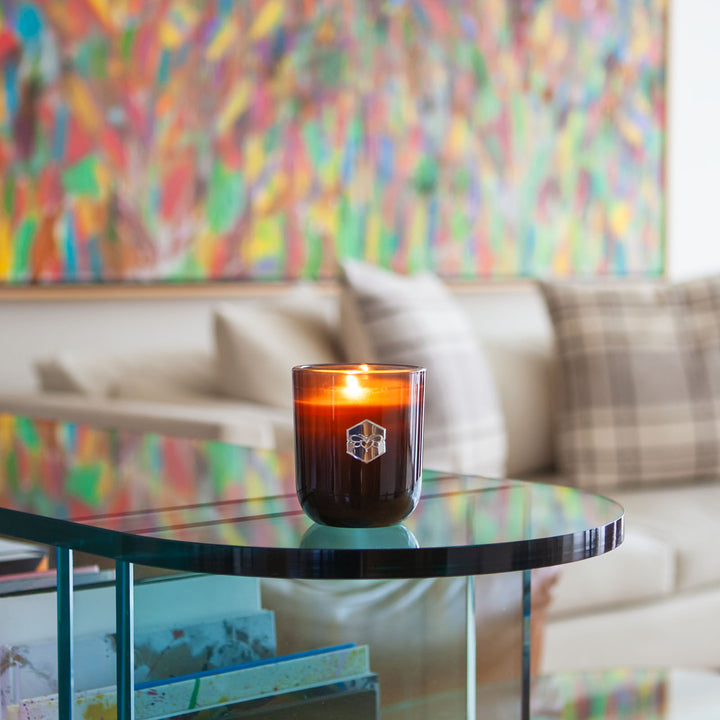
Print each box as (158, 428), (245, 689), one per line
(0, 610), (277, 717)
(169, 675), (379, 720)
(0, 565), (107, 596)
(0, 539), (47, 577)
(12, 643), (374, 720)
(0, 572), (268, 720)
(0, 572), (263, 646)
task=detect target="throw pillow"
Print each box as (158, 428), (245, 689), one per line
(35, 355), (97, 394)
(214, 286), (342, 409)
(109, 350), (220, 402)
(339, 260), (507, 478)
(35, 351), (219, 399)
(540, 275), (720, 490)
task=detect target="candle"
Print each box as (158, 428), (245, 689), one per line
(293, 364), (425, 527)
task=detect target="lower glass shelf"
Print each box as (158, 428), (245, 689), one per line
(0, 553), (532, 720)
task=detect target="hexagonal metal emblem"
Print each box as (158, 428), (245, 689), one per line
(346, 419), (387, 464)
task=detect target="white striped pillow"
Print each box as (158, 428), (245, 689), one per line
(340, 260), (507, 478)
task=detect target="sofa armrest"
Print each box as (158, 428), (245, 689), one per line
(0, 393), (281, 450)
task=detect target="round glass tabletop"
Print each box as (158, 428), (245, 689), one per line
(0, 415), (623, 579)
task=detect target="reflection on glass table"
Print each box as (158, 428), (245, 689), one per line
(0, 415), (624, 720)
(300, 523), (420, 549)
(380, 668), (720, 719)
(531, 668), (720, 720)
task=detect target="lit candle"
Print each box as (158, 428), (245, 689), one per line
(293, 364), (425, 527)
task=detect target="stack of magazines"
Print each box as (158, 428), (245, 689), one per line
(0, 571), (378, 720)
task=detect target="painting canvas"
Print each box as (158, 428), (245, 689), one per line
(0, 0), (666, 284)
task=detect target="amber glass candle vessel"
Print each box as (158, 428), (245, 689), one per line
(293, 364), (425, 527)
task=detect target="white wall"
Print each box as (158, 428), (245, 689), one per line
(667, 0), (720, 280)
(1, 3), (717, 392)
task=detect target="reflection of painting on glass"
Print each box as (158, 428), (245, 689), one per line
(0, 1), (666, 284)
(0, 415), (298, 543)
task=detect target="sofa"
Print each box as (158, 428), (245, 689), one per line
(1, 264), (719, 677)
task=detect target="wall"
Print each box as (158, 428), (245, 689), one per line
(1, 2), (718, 393)
(667, 0), (720, 280)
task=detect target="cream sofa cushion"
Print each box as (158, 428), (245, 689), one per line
(483, 339), (556, 477)
(548, 527), (675, 618)
(214, 287), (342, 409)
(543, 589), (720, 673)
(455, 288), (557, 477)
(614, 481), (720, 594)
(339, 260), (507, 478)
(540, 475), (720, 616)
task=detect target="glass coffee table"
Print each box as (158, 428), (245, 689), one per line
(0, 414), (623, 720)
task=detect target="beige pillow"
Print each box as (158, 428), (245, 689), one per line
(540, 275), (720, 489)
(34, 353), (134, 396)
(214, 287), (342, 409)
(109, 350), (219, 402)
(339, 260), (507, 478)
(35, 355), (99, 394)
(36, 351), (218, 399)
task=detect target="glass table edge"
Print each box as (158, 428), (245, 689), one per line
(0, 505), (624, 580)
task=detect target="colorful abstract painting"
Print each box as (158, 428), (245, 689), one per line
(0, 0), (666, 283)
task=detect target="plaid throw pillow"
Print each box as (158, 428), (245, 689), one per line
(340, 260), (507, 478)
(540, 276), (720, 490)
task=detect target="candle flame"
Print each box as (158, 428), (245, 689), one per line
(343, 372), (365, 400)
(360, 363), (370, 372)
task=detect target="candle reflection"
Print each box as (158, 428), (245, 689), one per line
(300, 522), (419, 550)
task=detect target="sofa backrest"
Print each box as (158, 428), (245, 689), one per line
(4, 283), (558, 477)
(454, 286), (557, 476)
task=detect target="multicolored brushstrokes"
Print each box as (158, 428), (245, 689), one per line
(0, 414), (298, 544)
(534, 668), (668, 719)
(0, 414), (620, 551)
(0, 0), (665, 282)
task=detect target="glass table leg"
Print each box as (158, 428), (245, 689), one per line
(522, 569), (531, 720)
(57, 547), (74, 720)
(466, 576), (476, 720)
(472, 571), (531, 720)
(116, 560), (135, 720)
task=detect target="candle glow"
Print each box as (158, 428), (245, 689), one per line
(342, 373), (366, 400)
